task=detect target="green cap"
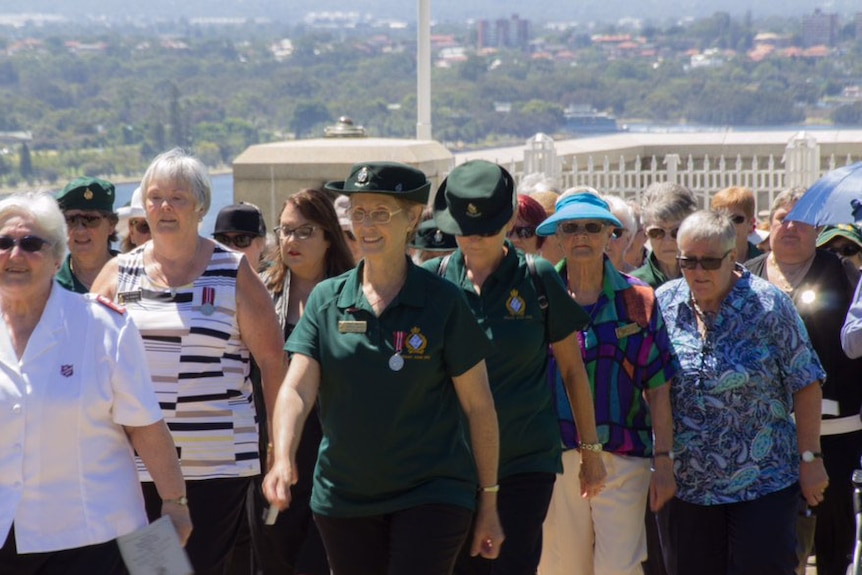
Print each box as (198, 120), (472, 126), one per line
(56, 177), (116, 213)
(817, 224), (862, 249)
(409, 219), (457, 252)
(324, 162), (431, 204)
(433, 160), (514, 236)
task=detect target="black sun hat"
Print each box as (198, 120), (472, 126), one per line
(409, 219), (458, 252)
(433, 160), (515, 236)
(324, 162), (431, 204)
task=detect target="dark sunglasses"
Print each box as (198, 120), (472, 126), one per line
(129, 219), (150, 235)
(559, 222), (606, 235)
(65, 214), (104, 229)
(0, 235), (52, 253)
(646, 226), (679, 241)
(677, 250), (731, 271)
(729, 214), (747, 225)
(826, 243), (862, 257)
(507, 226), (536, 240)
(215, 233), (257, 249)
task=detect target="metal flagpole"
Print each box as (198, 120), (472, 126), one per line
(416, 0), (432, 140)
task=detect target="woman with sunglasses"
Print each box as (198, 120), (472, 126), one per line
(213, 202), (268, 270)
(0, 191), (190, 573)
(92, 148), (287, 575)
(656, 210), (827, 575)
(817, 224), (862, 270)
(506, 194), (546, 257)
(239, 189), (354, 575)
(537, 191), (677, 575)
(427, 160), (605, 575)
(117, 187), (152, 253)
(55, 177), (120, 293)
(631, 182), (697, 289)
(746, 189), (862, 575)
(264, 162), (504, 575)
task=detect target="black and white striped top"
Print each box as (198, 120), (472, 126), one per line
(116, 244), (259, 480)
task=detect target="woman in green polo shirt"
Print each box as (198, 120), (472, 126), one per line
(263, 162), (504, 575)
(427, 159), (607, 575)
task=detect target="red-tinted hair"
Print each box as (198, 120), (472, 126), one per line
(517, 194), (548, 247)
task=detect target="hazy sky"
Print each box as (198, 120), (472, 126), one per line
(0, 0), (856, 22)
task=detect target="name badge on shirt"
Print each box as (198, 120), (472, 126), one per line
(615, 322), (641, 339)
(118, 290), (142, 305)
(339, 320), (367, 334)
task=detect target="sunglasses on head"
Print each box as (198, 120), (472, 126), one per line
(558, 222), (606, 235)
(646, 226), (679, 241)
(129, 219), (150, 235)
(215, 233), (258, 249)
(729, 214), (747, 225)
(65, 214), (104, 229)
(0, 235), (52, 253)
(826, 243), (862, 257)
(677, 250), (731, 271)
(507, 226), (536, 240)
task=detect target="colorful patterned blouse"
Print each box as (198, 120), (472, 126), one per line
(550, 257), (678, 458)
(656, 268), (825, 505)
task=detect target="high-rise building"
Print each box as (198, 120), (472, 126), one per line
(802, 9), (839, 47)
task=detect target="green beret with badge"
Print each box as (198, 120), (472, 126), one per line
(56, 177), (116, 213)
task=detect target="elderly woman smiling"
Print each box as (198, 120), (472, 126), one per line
(0, 192), (189, 573)
(655, 210), (827, 575)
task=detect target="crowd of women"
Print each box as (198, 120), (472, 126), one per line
(0, 147), (860, 575)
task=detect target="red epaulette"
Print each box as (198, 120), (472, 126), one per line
(96, 294), (126, 315)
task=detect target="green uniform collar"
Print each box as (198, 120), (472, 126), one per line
(337, 257), (426, 311)
(446, 239), (521, 294)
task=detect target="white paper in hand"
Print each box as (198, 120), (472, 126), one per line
(117, 515), (193, 575)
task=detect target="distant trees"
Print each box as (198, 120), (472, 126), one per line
(0, 14), (859, 189)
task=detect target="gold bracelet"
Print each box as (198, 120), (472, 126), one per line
(479, 484), (500, 493)
(578, 442), (603, 452)
(163, 495), (188, 506)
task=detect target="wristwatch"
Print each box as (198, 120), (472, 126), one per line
(801, 450), (822, 463)
(650, 451), (674, 471)
(163, 495), (189, 506)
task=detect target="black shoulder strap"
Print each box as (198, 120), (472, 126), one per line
(526, 254), (549, 311)
(436, 254), (451, 277)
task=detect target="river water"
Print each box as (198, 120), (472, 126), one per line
(114, 173), (234, 236)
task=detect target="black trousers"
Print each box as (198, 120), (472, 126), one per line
(453, 472), (556, 575)
(660, 484), (799, 575)
(143, 476), (251, 575)
(813, 430), (862, 575)
(314, 504), (473, 575)
(0, 525), (126, 575)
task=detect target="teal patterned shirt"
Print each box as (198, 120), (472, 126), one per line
(656, 267), (825, 505)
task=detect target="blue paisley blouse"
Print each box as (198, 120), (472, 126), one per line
(656, 267), (825, 505)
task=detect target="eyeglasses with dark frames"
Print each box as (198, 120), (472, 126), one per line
(215, 233), (258, 248)
(0, 235), (53, 253)
(274, 224), (318, 241)
(507, 226), (536, 240)
(677, 250), (732, 271)
(347, 207), (402, 225)
(646, 226), (680, 241)
(65, 214), (105, 229)
(558, 222), (606, 235)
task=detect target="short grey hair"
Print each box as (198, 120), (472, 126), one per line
(769, 186), (806, 223)
(603, 194), (636, 250)
(677, 210), (736, 253)
(0, 191), (68, 262)
(641, 182), (697, 226)
(141, 148), (212, 216)
(559, 186), (600, 203)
